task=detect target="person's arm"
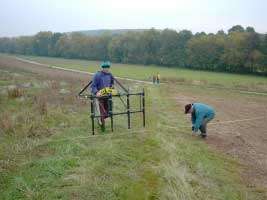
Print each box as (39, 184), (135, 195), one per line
(91, 73), (99, 95)
(191, 111), (196, 124)
(193, 111), (205, 132)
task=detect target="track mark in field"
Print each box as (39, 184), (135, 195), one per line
(15, 57), (154, 85)
(209, 116), (266, 125)
(239, 91), (267, 96)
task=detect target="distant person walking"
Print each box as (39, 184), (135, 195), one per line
(184, 103), (215, 138)
(152, 75), (156, 84)
(156, 73), (160, 84)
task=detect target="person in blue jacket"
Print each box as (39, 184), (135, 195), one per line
(91, 61), (114, 131)
(185, 103), (215, 138)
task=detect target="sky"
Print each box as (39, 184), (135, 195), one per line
(0, 0), (266, 37)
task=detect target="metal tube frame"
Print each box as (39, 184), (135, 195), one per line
(78, 78), (145, 135)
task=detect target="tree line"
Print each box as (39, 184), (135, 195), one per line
(0, 25), (266, 75)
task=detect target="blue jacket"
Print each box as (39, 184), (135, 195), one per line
(191, 103), (215, 132)
(91, 71), (114, 94)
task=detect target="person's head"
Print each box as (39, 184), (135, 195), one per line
(101, 61), (111, 72)
(184, 103), (193, 114)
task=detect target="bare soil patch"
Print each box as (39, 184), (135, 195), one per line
(175, 91), (267, 189)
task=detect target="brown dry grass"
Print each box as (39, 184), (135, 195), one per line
(49, 80), (60, 90)
(7, 87), (24, 99)
(0, 113), (14, 134)
(33, 95), (48, 115)
(27, 121), (51, 138)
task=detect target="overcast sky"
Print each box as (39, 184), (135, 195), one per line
(0, 0), (266, 37)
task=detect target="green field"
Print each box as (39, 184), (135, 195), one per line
(1, 55), (267, 199)
(18, 55), (267, 93)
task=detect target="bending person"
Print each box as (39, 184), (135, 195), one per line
(184, 103), (215, 138)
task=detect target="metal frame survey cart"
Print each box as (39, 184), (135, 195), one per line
(78, 78), (145, 135)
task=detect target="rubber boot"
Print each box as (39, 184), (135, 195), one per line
(100, 120), (105, 133)
(100, 124), (105, 132)
(200, 132), (207, 138)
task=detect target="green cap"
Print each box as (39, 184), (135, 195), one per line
(101, 61), (111, 68)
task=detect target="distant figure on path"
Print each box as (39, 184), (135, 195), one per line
(184, 103), (215, 138)
(152, 75), (156, 84)
(156, 73), (160, 84)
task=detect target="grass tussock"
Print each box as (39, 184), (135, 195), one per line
(27, 121), (51, 138)
(0, 112), (14, 134)
(7, 87), (24, 99)
(49, 80), (60, 90)
(33, 95), (48, 115)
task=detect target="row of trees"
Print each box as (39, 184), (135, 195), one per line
(0, 25), (267, 74)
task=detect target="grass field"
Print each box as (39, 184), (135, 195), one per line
(18, 55), (267, 93)
(0, 54), (267, 199)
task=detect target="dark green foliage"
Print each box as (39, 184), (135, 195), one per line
(246, 26), (256, 33)
(228, 25), (245, 33)
(0, 26), (267, 74)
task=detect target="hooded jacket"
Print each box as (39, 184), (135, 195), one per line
(91, 71), (114, 94)
(191, 103), (215, 132)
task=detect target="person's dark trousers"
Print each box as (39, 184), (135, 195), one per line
(199, 117), (213, 138)
(99, 98), (109, 125)
(93, 98), (109, 132)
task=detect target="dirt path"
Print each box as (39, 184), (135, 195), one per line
(175, 92), (267, 189)
(15, 57), (154, 85)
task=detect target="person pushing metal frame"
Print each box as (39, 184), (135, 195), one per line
(78, 78), (145, 135)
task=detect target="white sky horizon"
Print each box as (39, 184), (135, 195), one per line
(0, 0), (266, 37)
